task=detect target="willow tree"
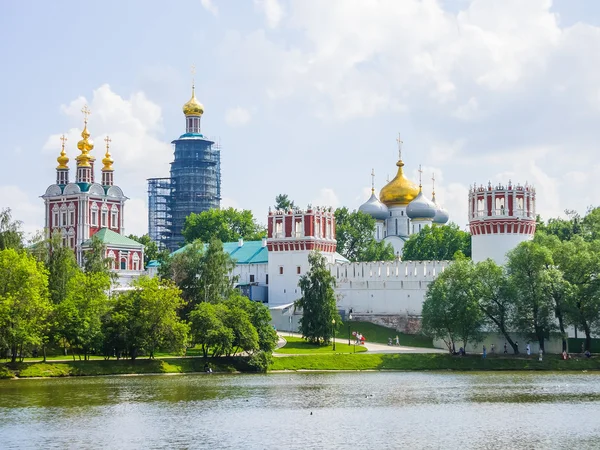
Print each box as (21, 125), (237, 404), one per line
(295, 252), (340, 344)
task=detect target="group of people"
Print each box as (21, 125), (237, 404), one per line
(352, 331), (366, 345)
(387, 335), (400, 346)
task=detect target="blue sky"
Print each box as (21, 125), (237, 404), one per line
(3, 0), (600, 237)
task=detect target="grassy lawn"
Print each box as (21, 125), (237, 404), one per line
(270, 353), (600, 372)
(275, 336), (367, 354)
(335, 321), (434, 348)
(0, 357), (253, 378)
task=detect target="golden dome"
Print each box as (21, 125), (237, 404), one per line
(182, 86), (204, 116)
(76, 124), (94, 168)
(56, 135), (69, 170)
(102, 136), (114, 171)
(379, 160), (420, 207)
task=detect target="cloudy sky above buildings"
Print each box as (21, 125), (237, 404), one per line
(2, 0), (600, 237)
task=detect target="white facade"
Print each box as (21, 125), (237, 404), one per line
(471, 233), (534, 265)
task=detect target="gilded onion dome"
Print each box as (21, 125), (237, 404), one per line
(379, 160), (420, 207)
(359, 191), (389, 221)
(76, 123), (94, 168)
(102, 136), (114, 171)
(406, 188), (437, 220)
(56, 135), (69, 169)
(182, 86), (204, 116)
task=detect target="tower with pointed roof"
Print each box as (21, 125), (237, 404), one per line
(147, 74), (221, 251)
(42, 106), (144, 283)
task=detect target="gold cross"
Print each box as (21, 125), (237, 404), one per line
(81, 104), (91, 123)
(396, 132), (403, 160)
(60, 134), (67, 149)
(104, 135), (112, 150)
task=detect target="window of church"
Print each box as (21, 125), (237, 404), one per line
(297, 266), (301, 275)
(120, 258), (127, 270)
(52, 209), (59, 228)
(111, 209), (118, 229)
(250, 274), (255, 283)
(69, 210), (75, 226)
(101, 206), (108, 228)
(132, 253), (140, 271)
(279, 266), (283, 275)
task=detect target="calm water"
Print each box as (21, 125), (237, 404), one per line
(1, 372), (600, 449)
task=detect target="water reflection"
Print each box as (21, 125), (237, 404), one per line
(1, 372), (600, 449)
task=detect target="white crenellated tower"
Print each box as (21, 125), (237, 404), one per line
(468, 181), (536, 265)
(266, 206), (339, 306)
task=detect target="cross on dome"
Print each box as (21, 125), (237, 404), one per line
(371, 168), (375, 192)
(81, 104), (91, 124)
(418, 164), (423, 189)
(396, 133), (403, 161)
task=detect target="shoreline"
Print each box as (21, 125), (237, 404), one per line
(2, 353), (600, 380)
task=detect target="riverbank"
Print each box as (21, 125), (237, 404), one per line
(270, 353), (600, 371)
(0, 357), (252, 379)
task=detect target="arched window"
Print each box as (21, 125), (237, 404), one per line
(68, 203), (76, 226)
(91, 203), (99, 227)
(101, 205), (108, 228)
(120, 258), (127, 270)
(110, 205), (118, 229)
(132, 253), (140, 271)
(107, 251), (116, 270)
(60, 205), (68, 227)
(52, 205), (59, 228)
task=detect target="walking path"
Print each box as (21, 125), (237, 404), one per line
(278, 332), (444, 354)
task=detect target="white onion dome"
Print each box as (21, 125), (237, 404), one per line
(359, 191), (389, 221)
(406, 189), (437, 219)
(433, 206), (449, 224)
(431, 192), (449, 224)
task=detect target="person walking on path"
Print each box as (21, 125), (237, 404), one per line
(482, 345), (487, 359)
(504, 342), (508, 354)
(526, 343), (531, 356)
(538, 348), (543, 361)
(491, 343), (495, 354)
(515, 341), (519, 354)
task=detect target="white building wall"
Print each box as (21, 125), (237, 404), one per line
(472, 233), (533, 265)
(329, 260), (451, 316)
(233, 263), (269, 286)
(268, 249), (337, 306)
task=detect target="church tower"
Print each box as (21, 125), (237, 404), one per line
(469, 181), (536, 264)
(42, 105), (144, 282)
(266, 206), (338, 306)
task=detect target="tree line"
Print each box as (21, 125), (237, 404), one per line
(0, 209), (276, 370)
(423, 207), (600, 354)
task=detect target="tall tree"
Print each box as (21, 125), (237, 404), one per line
(0, 249), (51, 362)
(402, 223), (471, 261)
(104, 277), (188, 360)
(83, 235), (112, 275)
(274, 194), (295, 210)
(295, 251), (341, 344)
(55, 271), (111, 360)
(182, 208), (266, 244)
(473, 259), (519, 354)
(582, 207), (600, 241)
(127, 234), (160, 266)
(552, 236), (600, 351)
(227, 291), (278, 353)
(422, 258), (483, 353)
(536, 210), (583, 241)
(0, 208), (23, 251)
(506, 242), (555, 351)
(334, 207), (395, 262)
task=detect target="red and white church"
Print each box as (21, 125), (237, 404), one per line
(42, 106), (144, 285)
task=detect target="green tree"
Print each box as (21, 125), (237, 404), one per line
(402, 223), (471, 261)
(189, 302), (226, 358)
(226, 291), (278, 352)
(274, 194), (295, 210)
(582, 207), (600, 241)
(55, 271), (111, 360)
(422, 258), (483, 353)
(506, 242), (555, 351)
(127, 234), (160, 267)
(83, 235), (112, 276)
(182, 208), (266, 244)
(473, 259), (519, 354)
(37, 231), (80, 305)
(221, 304), (259, 356)
(536, 210), (583, 241)
(104, 277), (188, 360)
(295, 251), (341, 344)
(552, 236), (600, 351)
(168, 238), (236, 318)
(334, 207), (395, 262)
(0, 249), (51, 362)
(0, 208), (23, 251)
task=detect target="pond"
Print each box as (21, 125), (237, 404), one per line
(1, 372), (600, 449)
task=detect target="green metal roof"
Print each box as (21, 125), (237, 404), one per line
(82, 228), (144, 249)
(172, 240), (268, 264)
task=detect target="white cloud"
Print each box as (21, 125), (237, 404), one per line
(0, 185), (45, 237)
(312, 188), (340, 209)
(123, 197), (148, 237)
(254, 0), (284, 28)
(221, 196), (240, 209)
(452, 97), (480, 121)
(225, 107), (252, 126)
(200, 0), (218, 16)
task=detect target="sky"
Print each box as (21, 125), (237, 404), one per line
(2, 0), (600, 238)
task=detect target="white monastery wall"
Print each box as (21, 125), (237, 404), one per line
(471, 233), (533, 265)
(233, 263), (269, 286)
(329, 260), (451, 316)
